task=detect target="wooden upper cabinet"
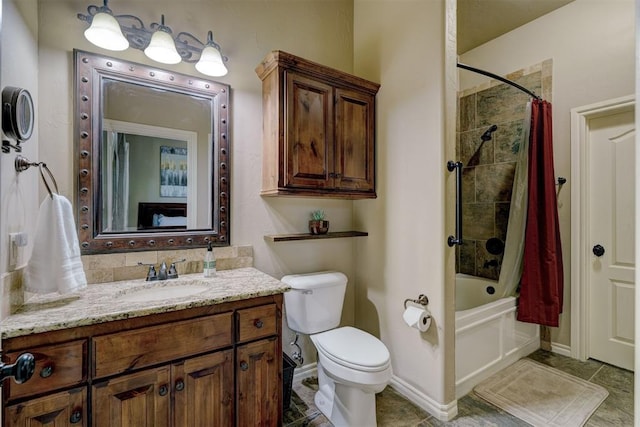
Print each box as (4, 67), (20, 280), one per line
(256, 50), (380, 199)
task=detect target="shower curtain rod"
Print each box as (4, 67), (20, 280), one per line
(457, 62), (542, 101)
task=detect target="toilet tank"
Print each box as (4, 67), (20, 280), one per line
(281, 271), (347, 334)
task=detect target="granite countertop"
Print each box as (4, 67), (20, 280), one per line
(0, 267), (290, 339)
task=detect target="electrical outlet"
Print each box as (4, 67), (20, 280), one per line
(8, 232), (28, 270)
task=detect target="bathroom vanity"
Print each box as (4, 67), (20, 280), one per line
(0, 268), (289, 427)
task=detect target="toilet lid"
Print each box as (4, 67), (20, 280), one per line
(314, 327), (390, 371)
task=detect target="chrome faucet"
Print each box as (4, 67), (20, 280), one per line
(138, 259), (186, 281)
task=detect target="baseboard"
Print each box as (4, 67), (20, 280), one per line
(292, 362), (317, 383)
(290, 364), (458, 422)
(550, 342), (571, 357)
(389, 375), (458, 421)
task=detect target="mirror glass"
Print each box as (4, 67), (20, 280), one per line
(74, 50), (230, 254)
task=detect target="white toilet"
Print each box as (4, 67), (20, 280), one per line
(282, 271), (392, 427)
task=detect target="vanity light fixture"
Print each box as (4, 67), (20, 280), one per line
(77, 0), (229, 76)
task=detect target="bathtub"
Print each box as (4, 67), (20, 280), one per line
(455, 274), (539, 398)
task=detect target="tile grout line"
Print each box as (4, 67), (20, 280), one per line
(586, 364), (605, 382)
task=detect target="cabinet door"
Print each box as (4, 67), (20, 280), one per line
(92, 367), (170, 427)
(5, 387), (86, 427)
(236, 338), (279, 427)
(334, 87), (376, 193)
(284, 71), (334, 190)
(172, 350), (233, 427)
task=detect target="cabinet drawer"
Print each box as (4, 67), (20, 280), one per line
(4, 340), (87, 401)
(93, 312), (233, 379)
(237, 304), (277, 343)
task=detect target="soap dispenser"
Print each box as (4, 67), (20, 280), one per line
(204, 242), (216, 277)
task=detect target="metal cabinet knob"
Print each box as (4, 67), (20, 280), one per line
(70, 409), (82, 424)
(240, 361), (249, 371)
(593, 244), (605, 257)
(159, 384), (169, 396)
(254, 319), (264, 329)
(175, 379), (185, 391)
(40, 364), (54, 378)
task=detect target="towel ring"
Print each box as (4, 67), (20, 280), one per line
(15, 155), (59, 199)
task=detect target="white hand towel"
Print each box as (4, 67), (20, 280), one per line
(25, 194), (87, 294)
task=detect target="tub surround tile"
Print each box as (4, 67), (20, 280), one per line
(463, 203), (494, 240)
(494, 203), (510, 242)
(456, 61), (549, 278)
(475, 163), (516, 203)
(494, 121), (524, 163)
(461, 167), (476, 204)
(459, 94), (476, 132)
(0, 267), (288, 339)
(459, 239), (477, 275)
(460, 130), (493, 167)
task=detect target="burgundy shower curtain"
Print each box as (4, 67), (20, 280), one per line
(517, 99), (564, 327)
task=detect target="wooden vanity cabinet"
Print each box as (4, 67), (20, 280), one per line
(256, 50), (380, 199)
(2, 295), (283, 427)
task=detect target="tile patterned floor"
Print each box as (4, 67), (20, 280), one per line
(283, 349), (634, 426)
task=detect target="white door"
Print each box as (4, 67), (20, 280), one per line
(588, 106), (635, 371)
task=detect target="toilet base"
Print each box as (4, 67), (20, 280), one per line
(314, 359), (381, 427)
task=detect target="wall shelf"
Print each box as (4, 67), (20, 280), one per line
(264, 231), (368, 242)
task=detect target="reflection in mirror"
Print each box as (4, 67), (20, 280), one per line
(74, 50), (230, 254)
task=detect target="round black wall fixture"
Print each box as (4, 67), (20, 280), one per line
(2, 86), (34, 143)
(486, 237), (505, 255)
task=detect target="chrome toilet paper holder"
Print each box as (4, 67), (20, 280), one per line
(404, 294), (429, 309)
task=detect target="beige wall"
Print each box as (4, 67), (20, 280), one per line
(459, 0), (635, 348)
(6, 0), (359, 367)
(354, 0), (455, 409)
(0, 0), (40, 315)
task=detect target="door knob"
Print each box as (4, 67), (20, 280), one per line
(592, 244), (605, 257)
(0, 353), (35, 384)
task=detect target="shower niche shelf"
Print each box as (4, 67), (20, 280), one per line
(264, 231), (368, 242)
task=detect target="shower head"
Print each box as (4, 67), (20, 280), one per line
(481, 124), (498, 141)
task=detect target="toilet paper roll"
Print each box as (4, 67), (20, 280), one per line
(402, 306), (431, 332)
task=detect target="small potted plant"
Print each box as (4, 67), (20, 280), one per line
(309, 210), (329, 235)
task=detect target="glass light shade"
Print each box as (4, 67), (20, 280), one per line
(195, 45), (228, 77)
(144, 29), (181, 64)
(84, 12), (129, 51)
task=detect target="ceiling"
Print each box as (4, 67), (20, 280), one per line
(457, 0), (575, 54)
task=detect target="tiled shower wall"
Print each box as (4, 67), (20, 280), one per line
(456, 60), (552, 280)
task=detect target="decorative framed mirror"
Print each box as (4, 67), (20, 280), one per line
(74, 49), (230, 254)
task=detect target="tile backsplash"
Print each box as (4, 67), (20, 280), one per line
(82, 245), (253, 284)
(1, 245), (253, 319)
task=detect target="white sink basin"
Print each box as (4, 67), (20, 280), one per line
(117, 284), (210, 302)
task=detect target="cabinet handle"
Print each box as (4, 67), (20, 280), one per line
(254, 319), (264, 329)
(240, 361), (249, 371)
(175, 379), (185, 391)
(40, 364), (54, 378)
(70, 409), (82, 424)
(159, 384), (169, 396)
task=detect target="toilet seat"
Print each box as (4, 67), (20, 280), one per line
(313, 326), (390, 372)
